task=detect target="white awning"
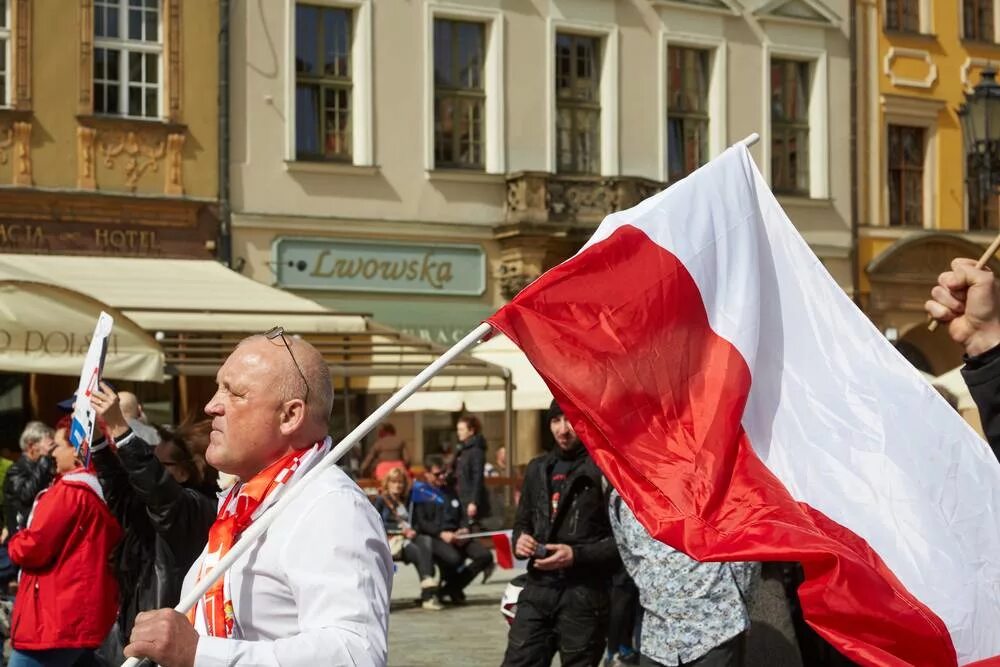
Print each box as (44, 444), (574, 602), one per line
(0, 279), (164, 381)
(387, 333), (552, 412)
(0, 254), (368, 381)
(0, 255), (366, 334)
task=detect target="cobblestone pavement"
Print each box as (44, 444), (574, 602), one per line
(388, 566), (520, 667)
(387, 565), (804, 667)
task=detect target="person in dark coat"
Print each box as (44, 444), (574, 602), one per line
(454, 414), (490, 527)
(88, 383), (217, 645)
(926, 256), (1000, 455)
(502, 400), (621, 667)
(412, 455), (494, 604)
(4, 421), (56, 538)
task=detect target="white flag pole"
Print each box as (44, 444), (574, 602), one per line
(121, 321), (495, 667)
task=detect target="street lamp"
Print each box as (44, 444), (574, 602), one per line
(958, 68), (1000, 230)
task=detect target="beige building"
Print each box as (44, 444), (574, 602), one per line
(229, 0), (853, 465)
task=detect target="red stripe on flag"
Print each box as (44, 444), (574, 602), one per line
(491, 531), (515, 570)
(488, 225), (957, 667)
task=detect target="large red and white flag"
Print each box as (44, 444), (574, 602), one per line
(487, 145), (1000, 667)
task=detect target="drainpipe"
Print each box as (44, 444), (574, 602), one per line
(217, 0), (232, 267)
(849, 0), (861, 306)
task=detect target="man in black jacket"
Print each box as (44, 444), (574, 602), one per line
(412, 455), (493, 603)
(89, 384), (217, 650)
(502, 400), (620, 667)
(926, 257), (1000, 456)
(4, 421), (56, 537)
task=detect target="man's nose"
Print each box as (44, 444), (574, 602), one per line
(204, 393), (223, 416)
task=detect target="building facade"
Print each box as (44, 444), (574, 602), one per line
(856, 0), (1000, 376)
(229, 0), (853, 463)
(0, 0), (220, 429)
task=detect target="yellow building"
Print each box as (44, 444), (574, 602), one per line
(0, 0), (221, 427)
(856, 0), (1000, 375)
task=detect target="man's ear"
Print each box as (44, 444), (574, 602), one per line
(278, 399), (307, 436)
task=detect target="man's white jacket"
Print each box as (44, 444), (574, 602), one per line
(183, 448), (393, 667)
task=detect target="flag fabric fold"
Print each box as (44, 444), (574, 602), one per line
(487, 145), (1000, 667)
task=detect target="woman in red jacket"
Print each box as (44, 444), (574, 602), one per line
(7, 430), (123, 667)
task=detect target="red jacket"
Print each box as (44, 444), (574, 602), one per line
(8, 470), (122, 650)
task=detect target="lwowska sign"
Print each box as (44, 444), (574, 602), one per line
(273, 238), (486, 296)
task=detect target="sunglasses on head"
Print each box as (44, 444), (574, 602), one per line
(264, 326), (310, 404)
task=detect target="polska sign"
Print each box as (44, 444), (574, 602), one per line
(0, 329), (121, 357)
(273, 238), (486, 296)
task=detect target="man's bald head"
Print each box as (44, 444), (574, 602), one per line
(118, 391), (141, 422)
(238, 333), (334, 434)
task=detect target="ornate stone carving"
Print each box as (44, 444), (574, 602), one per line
(12, 0), (31, 110)
(165, 131), (185, 195)
(77, 126), (97, 189)
(165, 0), (182, 121)
(496, 258), (538, 300)
(12, 121), (31, 185)
(506, 173), (664, 227)
(100, 130), (167, 191)
(0, 125), (13, 165)
(79, 0), (93, 114)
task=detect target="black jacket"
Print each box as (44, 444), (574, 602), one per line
(3, 454), (55, 536)
(454, 434), (490, 519)
(92, 429), (217, 638)
(962, 343), (1000, 460)
(513, 445), (619, 585)
(411, 484), (463, 537)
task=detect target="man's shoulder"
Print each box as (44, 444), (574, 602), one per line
(525, 453), (552, 471)
(294, 463), (370, 506)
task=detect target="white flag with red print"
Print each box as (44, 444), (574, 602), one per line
(486, 145), (1000, 667)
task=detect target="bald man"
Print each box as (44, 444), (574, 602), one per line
(124, 330), (393, 667)
(116, 390), (161, 445)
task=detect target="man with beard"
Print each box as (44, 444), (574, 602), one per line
(502, 401), (620, 667)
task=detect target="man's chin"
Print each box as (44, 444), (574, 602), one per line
(205, 442), (231, 473)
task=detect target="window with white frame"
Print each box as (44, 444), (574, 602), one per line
(770, 59), (811, 196)
(885, 0), (920, 33)
(667, 46), (710, 183)
(433, 19), (485, 170)
(555, 33), (601, 175)
(887, 124), (925, 227)
(295, 4), (353, 161)
(963, 0), (995, 42)
(93, 0), (162, 119)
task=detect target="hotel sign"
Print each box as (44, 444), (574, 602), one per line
(273, 238), (487, 296)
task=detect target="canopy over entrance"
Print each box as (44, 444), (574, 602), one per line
(0, 254), (506, 390)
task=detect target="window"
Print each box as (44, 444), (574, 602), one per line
(295, 4), (352, 161)
(967, 140), (1000, 230)
(555, 33), (601, 175)
(770, 59), (811, 196)
(667, 47), (710, 183)
(433, 19), (485, 170)
(885, 0), (920, 32)
(887, 125), (924, 227)
(964, 0), (995, 42)
(93, 0), (162, 118)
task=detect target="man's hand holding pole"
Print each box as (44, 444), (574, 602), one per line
(925, 258), (1000, 356)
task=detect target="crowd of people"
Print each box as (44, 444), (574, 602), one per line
(0, 254), (995, 667)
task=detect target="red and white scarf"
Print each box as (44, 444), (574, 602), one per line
(189, 438), (329, 637)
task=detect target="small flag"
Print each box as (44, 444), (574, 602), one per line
(69, 312), (113, 466)
(491, 530), (515, 570)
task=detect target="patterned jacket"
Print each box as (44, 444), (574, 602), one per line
(608, 489), (759, 665)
